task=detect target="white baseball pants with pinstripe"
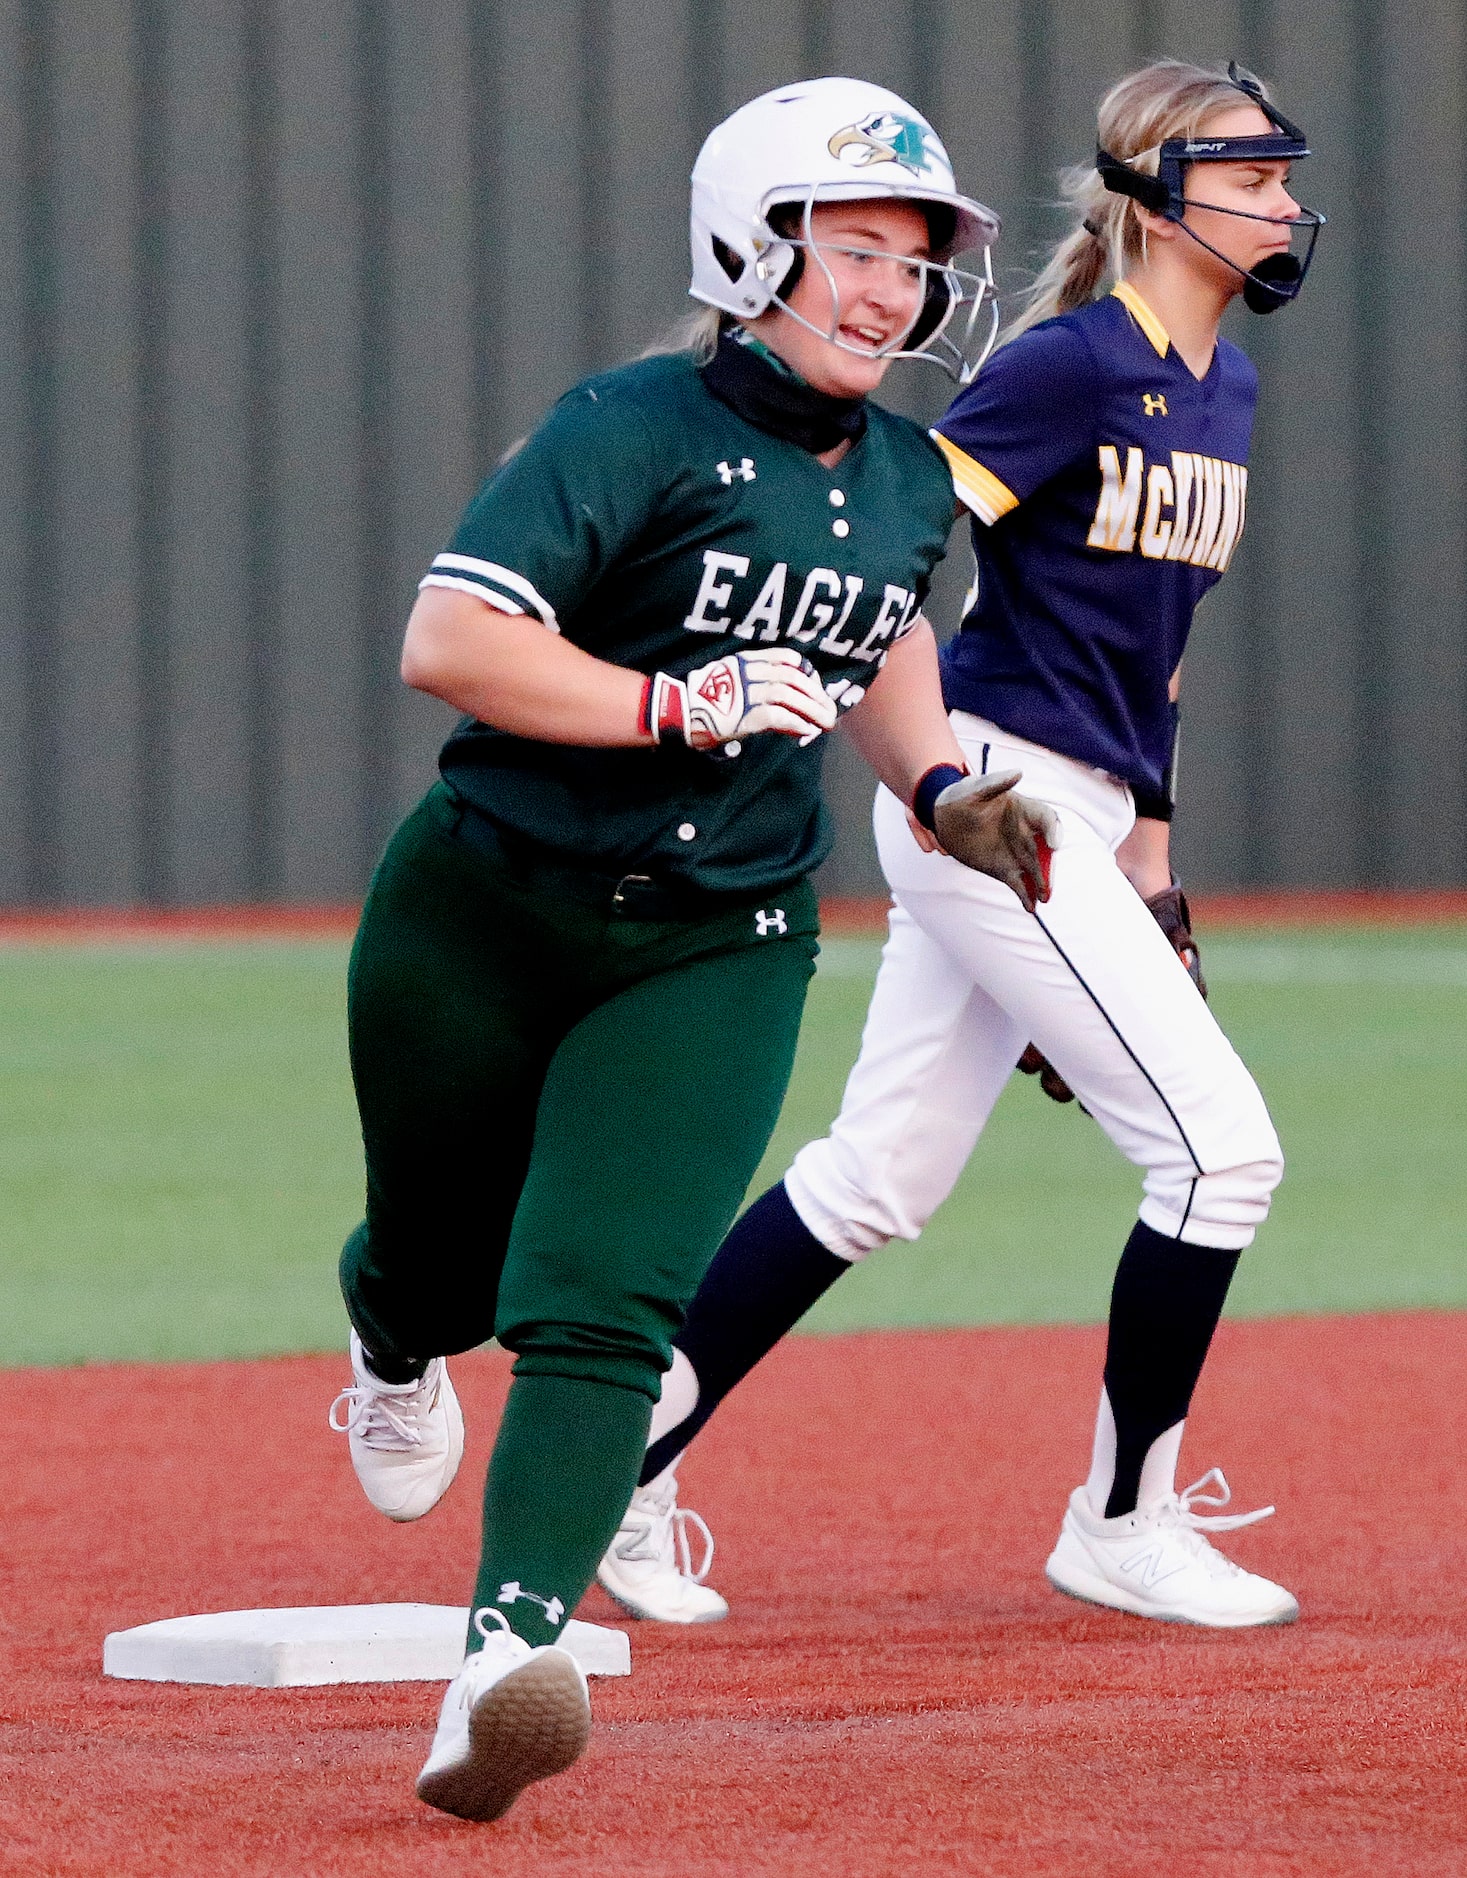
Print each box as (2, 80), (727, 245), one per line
(786, 711), (1283, 1261)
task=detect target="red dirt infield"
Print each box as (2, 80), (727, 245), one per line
(3, 1315), (1463, 1876)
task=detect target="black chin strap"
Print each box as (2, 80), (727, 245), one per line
(700, 328), (867, 454)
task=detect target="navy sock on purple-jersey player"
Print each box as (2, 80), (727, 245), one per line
(1100, 1220), (1241, 1518)
(639, 1181), (850, 1485)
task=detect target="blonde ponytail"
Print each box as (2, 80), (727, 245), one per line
(1001, 58), (1274, 346)
(639, 304), (724, 364)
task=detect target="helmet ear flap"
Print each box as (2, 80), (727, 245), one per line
(774, 245), (805, 299)
(711, 237), (745, 283)
(906, 268), (956, 351)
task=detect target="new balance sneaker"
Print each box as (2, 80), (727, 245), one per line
(1045, 1468), (1299, 1628)
(417, 1611), (591, 1822)
(328, 1330), (464, 1522)
(596, 1474), (728, 1623)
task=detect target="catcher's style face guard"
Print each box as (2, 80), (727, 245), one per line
(757, 189), (1001, 385)
(1097, 62), (1325, 314)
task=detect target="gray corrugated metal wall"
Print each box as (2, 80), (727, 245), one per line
(0, 0), (1462, 904)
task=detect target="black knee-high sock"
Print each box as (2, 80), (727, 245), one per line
(639, 1181), (851, 1485)
(1102, 1220), (1241, 1518)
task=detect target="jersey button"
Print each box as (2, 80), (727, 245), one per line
(828, 489), (846, 507)
(831, 518), (850, 538)
(725, 740), (742, 757)
(677, 822), (697, 841)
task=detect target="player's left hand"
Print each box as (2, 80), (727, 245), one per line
(1143, 884), (1206, 997)
(931, 770), (1058, 913)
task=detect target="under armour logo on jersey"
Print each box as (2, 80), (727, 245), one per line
(717, 457), (757, 484)
(497, 1582), (565, 1626)
(1142, 393), (1168, 417)
(755, 908), (787, 936)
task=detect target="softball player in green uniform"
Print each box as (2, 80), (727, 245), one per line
(327, 76), (1050, 1823)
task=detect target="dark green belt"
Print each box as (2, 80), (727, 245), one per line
(430, 783), (788, 923)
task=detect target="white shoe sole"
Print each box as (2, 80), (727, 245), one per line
(595, 1570), (728, 1625)
(1045, 1538), (1299, 1629)
(416, 1653), (591, 1822)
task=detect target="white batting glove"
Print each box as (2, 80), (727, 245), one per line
(643, 648), (839, 751)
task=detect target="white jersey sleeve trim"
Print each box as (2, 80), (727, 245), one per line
(425, 553), (562, 632)
(418, 573), (534, 620)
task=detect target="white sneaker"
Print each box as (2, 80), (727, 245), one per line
(596, 1474), (728, 1623)
(1045, 1468), (1299, 1628)
(416, 1611), (591, 1822)
(328, 1330), (465, 1522)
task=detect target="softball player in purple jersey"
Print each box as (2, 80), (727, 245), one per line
(601, 59), (1327, 1631)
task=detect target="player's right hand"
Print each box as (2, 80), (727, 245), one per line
(646, 649), (838, 751)
(932, 770), (1058, 913)
(684, 648), (838, 749)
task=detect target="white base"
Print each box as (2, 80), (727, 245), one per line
(102, 1604), (631, 1687)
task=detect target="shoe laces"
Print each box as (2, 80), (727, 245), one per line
(473, 1607), (512, 1644)
(1146, 1469), (1275, 1576)
(1173, 1467), (1275, 1533)
(617, 1477), (716, 1582)
(327, 1368), (437, 1450)
(452, 1609), (530, 1703)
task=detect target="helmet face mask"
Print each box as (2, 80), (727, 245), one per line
(752, 189), (1001, 384)
(1096, 63), (1325, 314)
(690, 78), (1002, 383)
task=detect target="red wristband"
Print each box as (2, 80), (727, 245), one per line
(642, 671), (688, 745)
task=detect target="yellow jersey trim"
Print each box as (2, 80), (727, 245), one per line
(929, 430), (1020, 527)
(1111, 281), (1171, 360)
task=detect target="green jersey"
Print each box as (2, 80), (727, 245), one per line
(425, 350), (954, 896)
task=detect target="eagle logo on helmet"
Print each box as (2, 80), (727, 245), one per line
(828, 112), (939, 176)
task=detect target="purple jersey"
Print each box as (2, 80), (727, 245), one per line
(931, 283), (1257, 797)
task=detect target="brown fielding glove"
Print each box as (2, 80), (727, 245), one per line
(932, 770), (1059, 914)
(1019, 880), (1206, 1104)
(1142, 883), (1206, 997)
(1016, 1042), (1077, 1103)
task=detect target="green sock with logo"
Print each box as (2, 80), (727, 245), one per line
(468, 1373), (652, 1653)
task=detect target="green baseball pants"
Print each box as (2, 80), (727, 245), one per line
(340, 784), (818, 1647)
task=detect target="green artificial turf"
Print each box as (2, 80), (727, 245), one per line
(1, 926), (1464, 1366)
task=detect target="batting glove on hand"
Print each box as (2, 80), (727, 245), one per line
(932, 770), (1058, 914)
(643, 648), (838, 752)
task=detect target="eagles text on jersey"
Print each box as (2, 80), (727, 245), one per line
(419, 352), (955, 895)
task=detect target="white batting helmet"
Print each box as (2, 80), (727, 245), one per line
(690, 77), (1001, 380)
